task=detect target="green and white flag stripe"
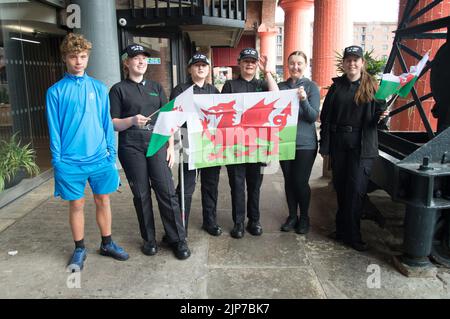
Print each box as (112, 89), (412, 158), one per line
(375, 52), (429, 100)
(398, 51), (429, 97)
(146, 86), (194, 157)
(375, 73), (400, 100)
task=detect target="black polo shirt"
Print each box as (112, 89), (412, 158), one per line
(221, 76), (269, 94)
(109, 78), (167, 127)
(170, 79), (219, 100)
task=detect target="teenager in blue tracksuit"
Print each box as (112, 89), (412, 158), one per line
(46, 33), (129, 272)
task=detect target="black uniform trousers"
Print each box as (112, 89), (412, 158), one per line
(226, 163), (264, 224)
(201, 166), (221, 227)
(118, 130), (186, 244)
(280, 149), (317, 219)
(330, 131), (374, 244)
(176, 164), (222, 231)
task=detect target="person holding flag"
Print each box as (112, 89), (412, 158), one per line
(170, 53), (223, 237)
(319, 45), (386, 252)
(109, 44), (191, 260)
(221, 48), (279, 239)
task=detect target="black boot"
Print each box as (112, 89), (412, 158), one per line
(246, 220), (263, 236)
(141, 240), (158, 256)
(230, 223), (245, 239)
(295, 216), (310, 234)
(280, 215), (298, 232)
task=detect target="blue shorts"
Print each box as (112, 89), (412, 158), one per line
(54, 159), (120, 201)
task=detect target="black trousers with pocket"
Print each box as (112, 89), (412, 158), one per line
(175, 164), (223, 232)
(280, 149), (317, 219)
(201, 166), (221, 227)
(118, 129), (186, 244)
(330, 131), (374, 244)
(226, 163), (264, 224)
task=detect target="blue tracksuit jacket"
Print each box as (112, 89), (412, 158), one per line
(46, 73), (116, 168)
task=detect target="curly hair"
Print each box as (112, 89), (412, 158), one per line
(60, 33), (92, 57)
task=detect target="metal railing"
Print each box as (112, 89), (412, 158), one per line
(119, 0), (246, 21)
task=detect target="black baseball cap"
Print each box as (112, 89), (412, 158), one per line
(238, 48), (259, 61)
(343, 45), (364, 59)
(121, 44), (150, 60)
(188, 53), (210, 66)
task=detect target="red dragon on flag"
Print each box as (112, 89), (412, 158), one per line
(200, 98), (292, 161)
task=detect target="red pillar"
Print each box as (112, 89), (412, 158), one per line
(258, 23), (277, 72)
(390, 0), (449, 132)
(279, 0), (314, 79)
(312, 0), (352, 96)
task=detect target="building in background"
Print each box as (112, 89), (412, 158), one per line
(275, 21), (397, 80)
(275, 23), (283, 75)
(0, 0), (400, 189)
(212, 0), (278, 82)
(0, 0), (248, 205)
(354, 22), (397, 59)
(1, 0), (446, 206)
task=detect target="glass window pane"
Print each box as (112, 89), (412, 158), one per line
(1, 0), (66, 173)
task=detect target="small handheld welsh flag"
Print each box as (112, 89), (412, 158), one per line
(375, 52), (429, 100)
(146, 86), (194, 157)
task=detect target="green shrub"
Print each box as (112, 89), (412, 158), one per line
(0, 133), (40, 191)
(335, 49), (387, 78)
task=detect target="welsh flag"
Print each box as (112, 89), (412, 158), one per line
(186, 89), (300, 169)
(375, 52), (429, 100)
(146, 86), (194, 157)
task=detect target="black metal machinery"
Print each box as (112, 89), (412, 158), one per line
(370, 0), (450, 277)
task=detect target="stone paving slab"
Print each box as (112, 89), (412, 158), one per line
(208, 233), (309, 268)
(0, 219), (15, 233)
(207, 267), (326, 299)
(1, 156), (450, 299)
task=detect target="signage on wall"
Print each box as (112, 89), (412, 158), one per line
(147, 57), (161, 65)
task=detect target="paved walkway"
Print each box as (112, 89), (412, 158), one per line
(1, 157), (449, 298)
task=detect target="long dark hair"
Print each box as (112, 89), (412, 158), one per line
(351, 59), (378, 105)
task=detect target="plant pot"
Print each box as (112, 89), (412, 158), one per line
(4, 168), (27, 190)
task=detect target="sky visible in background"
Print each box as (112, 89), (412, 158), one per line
(276, 0), (399, 23)
(351, 0), (399, 22)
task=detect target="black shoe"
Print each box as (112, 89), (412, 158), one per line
(202, 224), (222, 236)
(230, 223), (245, 239)
(349, 241), (369, 252)
(295, 217), (310, 234)
(141, 240), (158, 256)
(246, 220), (263, 236)
(170, 240), (191, 260)
(280, 216), (298, 232)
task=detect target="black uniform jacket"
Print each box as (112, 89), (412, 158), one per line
(319, 75), (386, 159)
